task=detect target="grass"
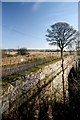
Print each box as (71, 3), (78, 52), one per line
(2, 56), (59, 68)
(27, 66), (42, 72)
(41, 58), (61, 66)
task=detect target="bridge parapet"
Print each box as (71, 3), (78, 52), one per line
(1, 55), (77, 117)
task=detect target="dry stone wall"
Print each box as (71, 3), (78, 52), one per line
(1, 56), (75, 117)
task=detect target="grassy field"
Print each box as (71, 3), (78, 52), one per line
(2, 51), (69, 68)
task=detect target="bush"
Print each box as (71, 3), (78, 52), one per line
(17, 48), (27, 55)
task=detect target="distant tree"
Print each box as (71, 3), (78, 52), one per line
(17, 48), (27, 55)
(46, 22), (77, 104)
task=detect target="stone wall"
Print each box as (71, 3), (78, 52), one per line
(1, 56), (76, 118)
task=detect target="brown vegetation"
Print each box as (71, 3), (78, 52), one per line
(2, 51), (70, 67)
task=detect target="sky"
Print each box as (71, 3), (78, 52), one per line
(1, 0), (79, 2)
(2, 2), (78, 49)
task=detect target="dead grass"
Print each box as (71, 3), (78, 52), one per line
(2, 51), (69, 67)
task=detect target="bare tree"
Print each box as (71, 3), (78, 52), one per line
(46, 22), (77, 104)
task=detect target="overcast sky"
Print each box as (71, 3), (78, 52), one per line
(2, 2), (78, 49)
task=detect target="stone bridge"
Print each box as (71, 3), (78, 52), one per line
(1, 55), (78, 120)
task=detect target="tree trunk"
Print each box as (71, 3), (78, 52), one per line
(61, 49), (65, 104)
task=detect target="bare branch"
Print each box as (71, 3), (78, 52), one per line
(46, 22), (77, 51)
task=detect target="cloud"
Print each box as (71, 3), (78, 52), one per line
(32, 2), (41, 11)
(32, 0), (47, 11)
